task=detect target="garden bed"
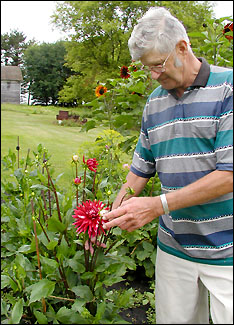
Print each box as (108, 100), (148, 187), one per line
(108, 268), (155, 324)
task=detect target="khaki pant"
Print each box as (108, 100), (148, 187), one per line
(155, 247), (233, 324)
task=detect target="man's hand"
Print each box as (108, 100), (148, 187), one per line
(103, 196), (163, 232)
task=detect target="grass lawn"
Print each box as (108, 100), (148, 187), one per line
(1, 103), (105, 188)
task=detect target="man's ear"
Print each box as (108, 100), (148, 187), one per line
(175, 40), (189, 57)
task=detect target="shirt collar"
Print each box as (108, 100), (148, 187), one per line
(168, 57), (210, 99)
(191, 57), (210, 88)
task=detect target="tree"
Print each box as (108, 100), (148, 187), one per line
(1, 29), (34, 66)
(51, 1), (214, 105)
(23, 41), (73, 105)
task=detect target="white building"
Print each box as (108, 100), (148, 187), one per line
(1, 66), (23, 104)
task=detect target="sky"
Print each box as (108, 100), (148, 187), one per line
(1, 1), (233, 44)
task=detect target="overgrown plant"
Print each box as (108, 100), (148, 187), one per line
(188, 17), (233, 66)
(81, 61), (159, 137)
(1, 144), (137, 324)
(76, 129), (161, 278)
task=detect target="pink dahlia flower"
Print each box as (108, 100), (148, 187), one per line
(74, 177), (82, 185)
(83, 156), (98, 172)
(72, 200), (109, 238)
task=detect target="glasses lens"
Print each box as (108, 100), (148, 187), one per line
(142, 66), (162, 73)
(151, 66), (164, 73)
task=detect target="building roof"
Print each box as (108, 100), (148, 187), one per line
(1, 65), (23, 81)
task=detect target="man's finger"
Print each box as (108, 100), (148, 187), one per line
(103, 215), (126, 230)
(102, 206), (126, 221)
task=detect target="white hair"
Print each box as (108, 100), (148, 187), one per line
(128, 7), (192, 61)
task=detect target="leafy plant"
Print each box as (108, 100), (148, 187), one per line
(1, 144), (137, 324)
(83, 61), (158, 137)
(188, 16), (233, 67)
(1, 137), (160, 324)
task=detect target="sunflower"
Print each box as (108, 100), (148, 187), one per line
(120, 66), (130, 79)
(95, 85), (107, 97)
(72, 200), (109, 238)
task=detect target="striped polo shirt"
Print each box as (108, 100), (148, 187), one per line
(130, 58), (233, 265)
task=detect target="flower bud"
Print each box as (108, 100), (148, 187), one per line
(74, 177), (82, 185)
(72, 155), (79, 162)
(123, 163), (130, 170)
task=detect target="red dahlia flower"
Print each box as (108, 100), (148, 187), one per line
(223, 22), (233, 41)
(83, 156), (98, 172)
(120, 66), (130, 79)
(72, 200), (109, 238)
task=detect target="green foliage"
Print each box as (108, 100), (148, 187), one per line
(76, 129), (161, 276)
(188, 16), (233, 66)
(52, 0), (215, 105)
(1, 29), (34, 66)
(23, 41), (73, 105)
(1, 139), (160, 324)
(78, 61), (159, 143)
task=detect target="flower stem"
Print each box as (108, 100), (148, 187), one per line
(31, 199), (46, 313)
(76, 163), (79, 206)
(119, 193), (128, 207)
(150, 176), (155, 197)
(90, 217), (106, 272)
(83, 166), (87, 202)
(44, 163), (62, 223)
(92, 172), (96, 194)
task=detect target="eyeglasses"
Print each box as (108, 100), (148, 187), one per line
(141, 49), (174, 73)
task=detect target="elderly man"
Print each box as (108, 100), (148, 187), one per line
(103, 7), (233, 324)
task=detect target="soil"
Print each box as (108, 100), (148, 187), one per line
(108, 269), (155, 324)
(119, 281), (153, 324)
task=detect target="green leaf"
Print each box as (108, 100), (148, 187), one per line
(1, 275), (18, 292)
(46, 239), (58, 250)
(29, 279), (55, 304)
(71, 285), (93, 302)
(14, 169), (23, 181)
(11, 298), (23, 324)
(143, 259), (155, 278)
(56, 307), (88, 324)
(47, 217), (66, 233)
(113, 115), (134, 129)
(57, 236), (70, 258)
(188, 31), (205, 38)
(80, 272), (95, 280)
(55, 173), (64, 183)
(17, 244), (32, 253)
(135, 247), (150, 261)
(68, 258), (85, 273)
(1, 275), (11, 289)
(80, 120), (96, 132)
(103, 276), (125, 287)
(116, 288), (134, 308)
(129, 81), (146, 94)
(30, 184), (48, 191)
(40, 256), (59, 273)
(1, 299), (8, 316)
(34, 310), (48, 324)
(71, 299), (86, 313)
(95, 301), (106, 322)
